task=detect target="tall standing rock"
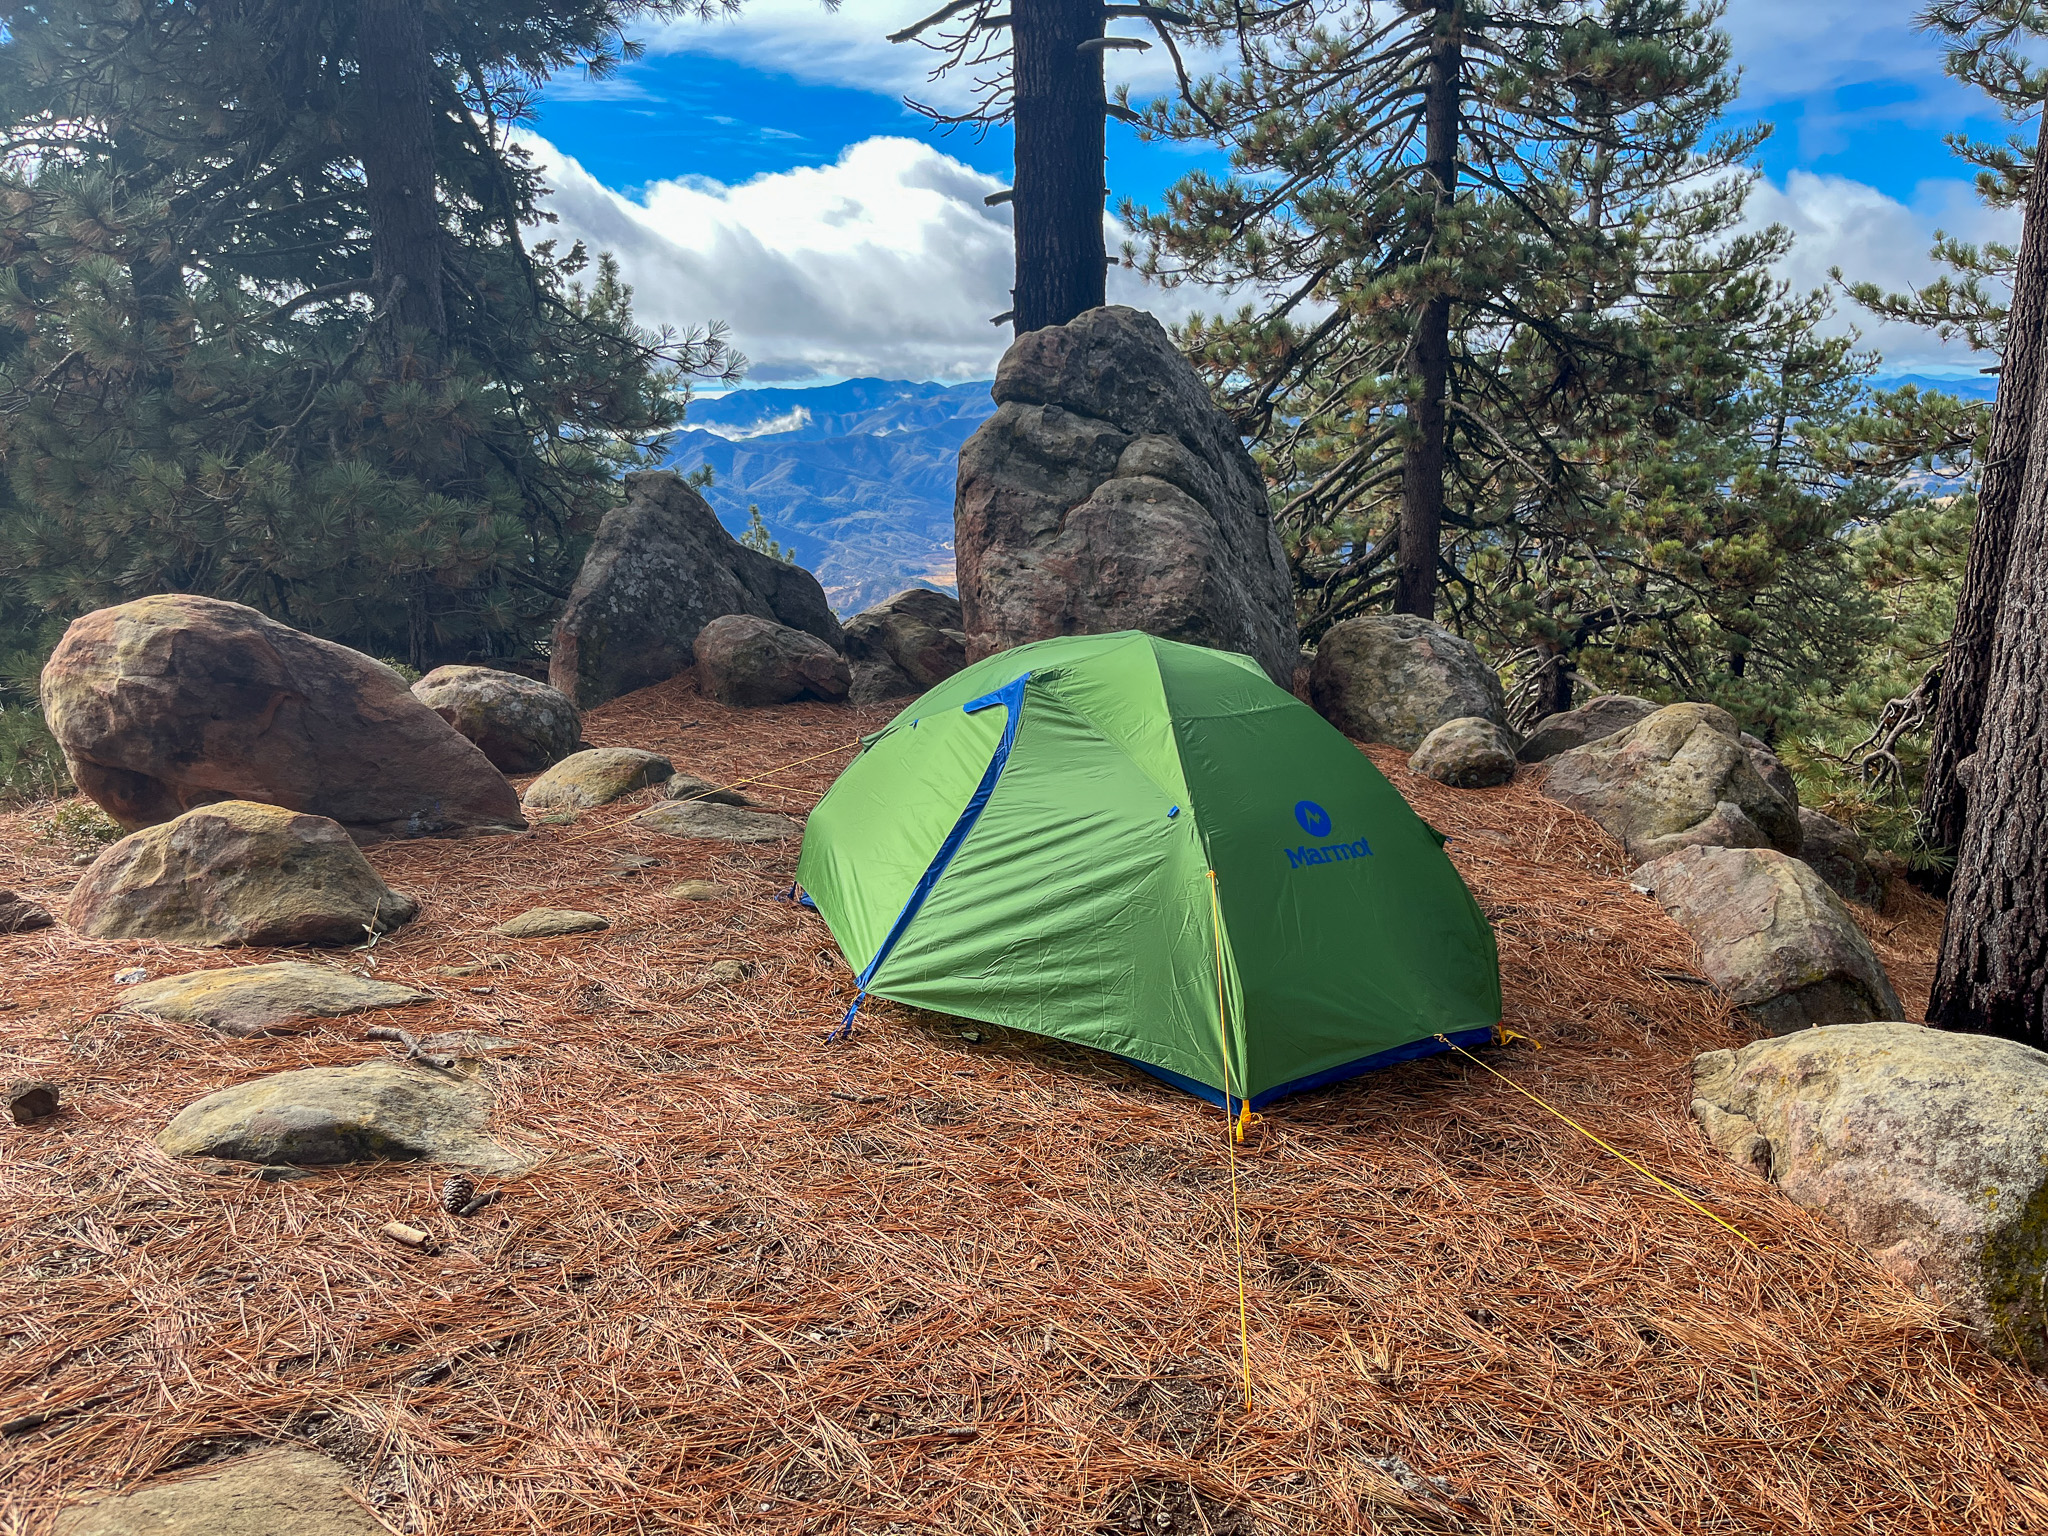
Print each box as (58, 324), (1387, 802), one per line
(40, 595), (523, 841)
(954, 306), (1298, 686)
(549, 470), (844, 707)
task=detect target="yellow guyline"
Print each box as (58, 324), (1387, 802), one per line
(1206, 870), (1255, 1409)
(1437, 1033), (1759, 1250)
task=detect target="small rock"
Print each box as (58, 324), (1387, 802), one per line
(694, 614), (852, 706)
(122, 962), (432, 1038)
(1516, 694), (1658, 762)
(634, 800), (801, 843)
(1798, 808), (1887, 907)
(959, 1030), (983, 1044)
(706, 959), (751, 983)
(0, 891), (55, 934)
(520, 747), (673, 811)
(1308, 614), (1506, 747)
(113, 967), (149, 986)
(67, 801), (419, 948)
(490, 907), (610, 939)
(156, 1060), (517, 1170)
(1634, 844), (1903, 1033)
(411, 665), (582, 774)
(7, 1080), (60, 1125)
(666, 879), (736, 901)
(1692, 1022), (2048, 1367)
(661, 773), (756, 807)
(53, 1448), (382, 1536)
(1407, 716), (1518, 787)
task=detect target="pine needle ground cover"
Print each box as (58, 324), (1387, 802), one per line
(1, 676), (2040, 1535)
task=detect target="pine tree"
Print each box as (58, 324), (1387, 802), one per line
(0, 0), (739, 674)
(1127, 0), (1764, 624)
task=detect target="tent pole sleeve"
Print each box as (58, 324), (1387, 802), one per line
(847, 674), (1030, 1001)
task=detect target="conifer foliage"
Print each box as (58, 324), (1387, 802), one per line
(0, 0), (738, 674)
(1128, 0), (1902, 728)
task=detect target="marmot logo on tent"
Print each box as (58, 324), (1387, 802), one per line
(1286, 800), (1372, 868)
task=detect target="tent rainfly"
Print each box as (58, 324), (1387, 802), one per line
(796, 631), (1502, 1110)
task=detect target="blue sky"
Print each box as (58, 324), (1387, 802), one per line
(518, 0), (2026, 385)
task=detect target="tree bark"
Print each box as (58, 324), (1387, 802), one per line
(1394, 0), (1462, 619)
(1929, 397), (2048, 1043)
(355, 0), (445, 338)
(1919, 107), (2048, 854)
(1010, 0), (1106, 335)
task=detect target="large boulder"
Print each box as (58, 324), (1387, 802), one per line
(1539, 703), (1801, 864)
(1516, 694), (1658, 763)
(123, 962), (431, 1038)
(844, 588), (968, 702)
(411, 665), (580, 774)
(695, 614), (852, 706)
(157, 1060), (516, 1170)
(67, 802), (418, 948)
(520, 747), (673, 812)
(1308, 615), (1506, 748)
(549, 470), (844, 707)
(954, 306), (1298, 686)
(1407, 717), (1518, 788)
(1633, 844), (1903, 1033)
(1692, 1023), (2048, 1367)
(40, 595), (525, 841)
(1798, 808), (1888, 907)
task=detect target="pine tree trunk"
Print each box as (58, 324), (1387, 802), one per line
(1010, 0), (1106, 335)
(356, 0), (446, 338)
(1394, 0), (1462, 619)
(1929, 417), (2048, 1043)
(1920, 107), (2048, 854)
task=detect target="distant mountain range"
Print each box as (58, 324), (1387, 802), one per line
(661, 370), (1997, 618)
(662, 379), (995, 615)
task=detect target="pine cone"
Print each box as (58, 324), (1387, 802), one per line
(440, 1173), (476, 1214)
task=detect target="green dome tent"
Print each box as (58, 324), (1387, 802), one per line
(796, 631), (1502, 1110)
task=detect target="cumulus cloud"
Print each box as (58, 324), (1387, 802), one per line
(1745, 169), (2018, 373)
(523, 130), (1220, 383)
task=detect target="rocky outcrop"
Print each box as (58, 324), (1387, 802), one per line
(55, 1448), (382, 1536)
(67, 802), (418, 948)
(1308, 615), (1506, 749)
(157, 1060), (516, 1169)
(123, 963), (431, 1038)
(844, 588), (968, 702)
(1634, 844), (1903, 1033)
(40, 595), (525, 841)
(520, 748), (673, 811)
(1408, 717), (1518, 788)
(1692, 1023), (2048, 1367)
(661, 773), (756, 807)
(1517, 694), (1658, 762)
(695, 614), (852, 706)
(954, 306), (1297, 686)
(411, 665), (581, 774)
(549, 470), (843, 707)
(1539, 703), (1801, 865)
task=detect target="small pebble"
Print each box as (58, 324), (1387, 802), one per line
(113, 967), (148, 985)
(706, 959), (750, 983)
(959, 1031), (983, 1044)
(6, 1080), (60, 1126)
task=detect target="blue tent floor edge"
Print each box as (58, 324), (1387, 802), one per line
(1131, 1026), (1499, 1111)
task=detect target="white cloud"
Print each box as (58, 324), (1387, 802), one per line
(637, 0), (1216, 116)
(1744, 169), (2018, 373)
(524, 130), (1218, 383)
